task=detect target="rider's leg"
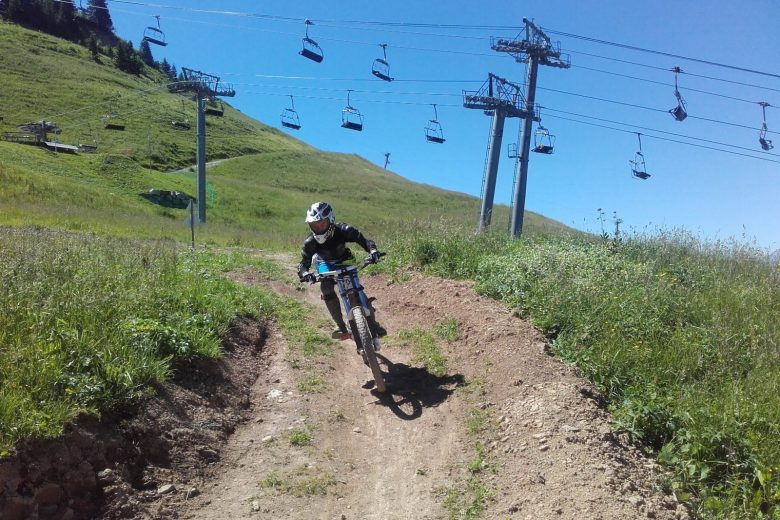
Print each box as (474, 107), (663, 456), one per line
(321, 279), (348, 336)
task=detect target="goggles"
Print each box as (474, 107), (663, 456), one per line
(309, 219), (330, 234)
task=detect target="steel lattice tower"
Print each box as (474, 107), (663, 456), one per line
(463, 74), (537, 233)
(168, 69), (235, 223)
(492, 19), (570, 237)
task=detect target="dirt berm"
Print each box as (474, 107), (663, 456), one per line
(0, 264), (690, 520)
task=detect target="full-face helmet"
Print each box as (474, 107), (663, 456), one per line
(305, 201), (336, 243)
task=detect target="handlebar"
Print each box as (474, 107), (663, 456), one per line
(303, 252), (386, 284)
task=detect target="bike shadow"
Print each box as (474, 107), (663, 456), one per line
(367, 354), (465, 421)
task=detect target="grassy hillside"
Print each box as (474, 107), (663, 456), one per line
(0, 21), (571, 247)
(384, 228), (780, 519)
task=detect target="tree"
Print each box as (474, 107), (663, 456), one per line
(87, 0), (113, 32)
(115, 39), (131, 72)
(159, 58), (171, 76)
(139, 40), (154, 67)
(87, 36), (100, 61)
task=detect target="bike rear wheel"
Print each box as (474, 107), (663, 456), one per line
(352, 307), (386, 393)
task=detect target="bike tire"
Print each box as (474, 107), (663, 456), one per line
(352, 307), (386, 393)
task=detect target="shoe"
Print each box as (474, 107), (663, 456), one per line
(375, 324), (387, 338)
(331, 328), (350, 340)
(372, 338), (381, 352)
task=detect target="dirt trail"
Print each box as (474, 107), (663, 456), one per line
(181, 264), (689, 520)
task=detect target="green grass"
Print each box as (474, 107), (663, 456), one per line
(288, 428), (312, 447)
(466, 409), (490, 436)
(259, 468), (336, 497)
(296, 374), (328, 394)
(434, 317), (460, 343)
(0, 21), (569, 249)
(0, 227), (276, 452)
(388, 227), (780, 519)
(397, 327), (449, 377)
(15, 18), (774, 518)
(442, 442), (495, 520)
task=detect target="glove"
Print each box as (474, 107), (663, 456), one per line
(369, 250), (381, 263)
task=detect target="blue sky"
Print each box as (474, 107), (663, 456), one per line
(107, 0), (779, 250)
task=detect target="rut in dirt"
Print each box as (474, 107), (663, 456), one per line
(179, 268), (687, 520)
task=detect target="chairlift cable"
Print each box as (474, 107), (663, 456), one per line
(224, 74), (482, 83)
(537, 86), (779, 135)
(543, 113), (780, 164)
(57, 0), (779, 87)
(571, 64), (775, 106)
(539, 107), (780, 157)
(563, 48), (780, 94)
(545, 28), (780, 79)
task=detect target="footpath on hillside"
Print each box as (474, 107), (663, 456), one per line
(176, 258), (689, 520)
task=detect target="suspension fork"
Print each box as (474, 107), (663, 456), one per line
(336, 274), (371, 321)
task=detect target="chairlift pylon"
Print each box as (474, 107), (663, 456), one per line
(758, 101), (774, 151)
(424, 104), (445, 144)
(341, 90), (363, 131)
(533, 125), (555, 154)
(669, 66), (687, 122)
(629, 133), (651, 180)
(371, 44), (393, 82)
(142, 15), (167, 47)
(281, 95), (301, 130)
(299, 19), (324, 63)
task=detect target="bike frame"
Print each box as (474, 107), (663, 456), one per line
(317, 264), (372, 323)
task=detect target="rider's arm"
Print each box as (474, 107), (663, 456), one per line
(340, 224), (377, 254)
(297, 237), (317, 277)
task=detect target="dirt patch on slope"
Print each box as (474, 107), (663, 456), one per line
(182, 265), (689, 520)
(1, 262), (690, 520)
(0, 315), (271, 520)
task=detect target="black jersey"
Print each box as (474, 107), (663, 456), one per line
(297, 223), (377, 272)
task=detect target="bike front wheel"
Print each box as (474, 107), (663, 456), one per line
(352, 307), (386, 393)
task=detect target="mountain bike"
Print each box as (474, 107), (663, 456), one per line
(314, 253), (386, 393)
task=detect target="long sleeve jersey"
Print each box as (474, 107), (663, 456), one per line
(297, 223), (377, 274)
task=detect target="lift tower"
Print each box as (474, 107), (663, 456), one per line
(464, 74), (537, 233)
(168, 68), (235, 223)
(492, 18), (569, 237)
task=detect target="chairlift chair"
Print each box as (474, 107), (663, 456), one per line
(424, 104), (445, 143)
(760, 124), (774, 151)
(533, 125), (555, 154)
(281, 95), (301, 130)
(171, 100), (191, 130)
(103, 112), (125, 131)
(78, 124), (99, 153)
(372, 44), (393, 82)
(758, 101), (774, 151)
(341, 90), (364, 131)
(668, 66), (688, 122)
(300, 19), (324, 63)
(204, 97), (224, 117)
(142, 16), (167, 47)
(629, 133), (651, 180)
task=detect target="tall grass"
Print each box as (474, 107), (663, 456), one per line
(387, 228), (780, 519)
(0, 228), (274, 452)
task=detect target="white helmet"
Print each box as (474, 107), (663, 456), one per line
(305, 201), (335, 244)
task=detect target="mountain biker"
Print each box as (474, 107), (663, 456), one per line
(296, 201), (386, 350)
